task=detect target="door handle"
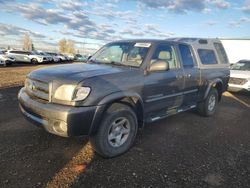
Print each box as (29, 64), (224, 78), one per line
(176, 75), (183, 79)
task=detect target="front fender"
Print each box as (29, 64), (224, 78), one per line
(88, 91), (144, 135)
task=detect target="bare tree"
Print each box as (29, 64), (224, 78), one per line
(58, 38), (67, 53)
(23, 33), (32, 51)
(58, 39), (75, 54)
(67, 40), (75, 54)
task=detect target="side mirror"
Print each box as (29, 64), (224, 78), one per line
(149, 60), (169, 72)
(87, 55), (92, 60)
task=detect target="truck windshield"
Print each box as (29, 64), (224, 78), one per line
(231, 61), (250, 71)
(89, 42), (150, 67)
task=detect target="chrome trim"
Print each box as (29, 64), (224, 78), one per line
(151, 117), (161, 121)
(183, 89), (198, 94)
(20, 105), (48, 126)
(26, 78), (49, 101)
(145, 89), (198, 103)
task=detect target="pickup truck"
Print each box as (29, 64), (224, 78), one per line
(18, 38), (230, 157)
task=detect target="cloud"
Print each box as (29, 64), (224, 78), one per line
(135, 0), (230, 13)
(206, 20), (218, 26)
(0, 0), (236, 44)
(118, 23), (175, 39)
(0, 23), (46, 39)
(0, 23), (57, 50)
(168, 0), (207, 13)
(136, 0), (206, 13)
(57, 0), (87, 11)
(242, 0), (250, 13)
(209, 0), (230, 9)
(229, 17), (250, 27)
(120, 29), (146, 37)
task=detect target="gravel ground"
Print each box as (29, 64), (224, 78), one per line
(0, 65), (250, 187)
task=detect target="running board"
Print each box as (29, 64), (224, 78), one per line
(149, 104), (197, 122)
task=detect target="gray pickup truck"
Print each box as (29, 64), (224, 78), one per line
(18, 38), (230, 157)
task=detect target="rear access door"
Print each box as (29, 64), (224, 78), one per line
(177, 44), (200, 107)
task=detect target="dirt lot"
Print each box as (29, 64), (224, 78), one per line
(0, 64), (250, 188)
(0, 63), (72, 88)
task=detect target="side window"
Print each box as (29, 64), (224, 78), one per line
(214, 43), (228, 64)
(9, 51), (17, 54)
(178, 44), (194, 68)
(96, 45), (123, 62)
(15, 51), (23, 54)
(150, 44), (178, 69)
(198, 49), (218, 65)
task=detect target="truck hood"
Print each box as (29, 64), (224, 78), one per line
(28, 63), (130, 84)
(230, 70), (250, 79)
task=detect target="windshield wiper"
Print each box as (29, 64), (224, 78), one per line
(109, 61), (125, 66)
(89, 59), (137, 68)
(88, 59), (101, 64)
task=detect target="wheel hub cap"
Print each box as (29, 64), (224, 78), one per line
(208, 95), (216, 111)
(108, 117), (131, 147)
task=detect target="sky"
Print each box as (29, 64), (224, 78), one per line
(0, 0), (250, 51)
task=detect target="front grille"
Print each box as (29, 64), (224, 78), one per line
(229, 77), (248, 85)
(26, 78), (49, 101)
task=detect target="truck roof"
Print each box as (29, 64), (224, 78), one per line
(111, 38), (221, 46)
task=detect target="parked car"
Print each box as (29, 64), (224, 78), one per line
(228, 60), (250, 92)
(56, 53), (67, 62)
(74, 54), (87, 62)
(18, 38), (229, 158)
(36, 51), (53, 63)
(46, 52), (60, 63)
(0, 51), (15, 66)
(64, 53), (75, 61)
(6, 50), (49, 64)
(61, 54), (73, 61)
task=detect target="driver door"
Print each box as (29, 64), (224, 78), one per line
(143, 43), (185, 121)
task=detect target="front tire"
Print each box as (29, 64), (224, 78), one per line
(197, 88), (218, 117)
(90, 103), (138, 158)
(31, 58), (38, 65)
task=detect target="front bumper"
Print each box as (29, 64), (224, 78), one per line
(18, 88), (97, 137)
(0, 59), (14, 65)
(228, 83), (250, 92)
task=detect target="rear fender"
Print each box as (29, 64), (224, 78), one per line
(203, 78), (223, 100)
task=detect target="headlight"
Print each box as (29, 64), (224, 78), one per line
(73, 87), (91, 101)
(54, 85), (91, 102)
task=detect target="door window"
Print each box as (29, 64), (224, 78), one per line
(150, 44), (178, 70)
(178, 44), (195, 68)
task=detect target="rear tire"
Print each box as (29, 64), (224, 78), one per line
(197, 88), (218, 117)
(90, 103), (138, 158)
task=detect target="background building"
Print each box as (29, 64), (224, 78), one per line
(220, 39), (250, 64)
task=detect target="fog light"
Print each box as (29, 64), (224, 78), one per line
(52, 120), (68, 133)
